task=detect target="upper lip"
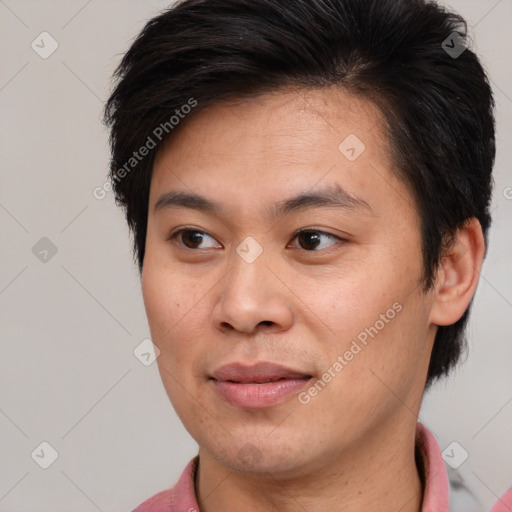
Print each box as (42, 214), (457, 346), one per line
(211, 362), (312, 383)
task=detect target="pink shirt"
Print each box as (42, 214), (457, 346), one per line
(133, 422), (511, 512)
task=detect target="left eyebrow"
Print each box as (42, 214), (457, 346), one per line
(153, 183), (374, 218)
(268, 183), (374, 218)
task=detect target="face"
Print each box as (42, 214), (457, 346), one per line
(142, 87), (438, 478)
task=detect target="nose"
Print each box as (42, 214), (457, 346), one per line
(211, 247), (294, 335)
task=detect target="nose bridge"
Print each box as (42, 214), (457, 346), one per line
(234, 234), (266, 270)
(228, 235), (271, 299)
(213, 235), (293, 334)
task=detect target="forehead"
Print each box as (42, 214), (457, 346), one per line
(155, 86), (391, 166)
(149, 86), (414, 221)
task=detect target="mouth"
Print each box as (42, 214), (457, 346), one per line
(209, 361), (313, 409)
(211, 361), (312, 382)
(221, 377), (305, 383)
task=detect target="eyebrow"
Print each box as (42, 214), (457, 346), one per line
(153, 183), (374, 218)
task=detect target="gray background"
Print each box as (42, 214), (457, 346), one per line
(0, 1), (510, 511)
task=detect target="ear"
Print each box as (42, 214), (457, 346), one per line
(429, 218), (486, 326)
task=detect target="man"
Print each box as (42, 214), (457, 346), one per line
(103, 0), (511, 510)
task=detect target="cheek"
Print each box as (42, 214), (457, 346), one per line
(304, 261), (427, 381)
(142, 254), (199, 334)
(141, 260), (204, 380)
(141, 266), (176, 338)
(325, 294), (429, 412)
(142, 262), (208, 408)
(294, 266), (400, 341)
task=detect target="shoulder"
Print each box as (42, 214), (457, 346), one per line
(131, 456), (200, 512)
(490, 487), (512, 512)
(132, 489), (173, 512)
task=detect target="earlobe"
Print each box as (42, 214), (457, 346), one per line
(429, 218), (486, 327)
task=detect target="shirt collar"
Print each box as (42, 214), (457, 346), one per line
(415, 421), (450, 511)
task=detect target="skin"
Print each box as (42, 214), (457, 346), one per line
(141, 86), (485, 512)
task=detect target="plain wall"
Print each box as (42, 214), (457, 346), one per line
(0, 1), (510, 510)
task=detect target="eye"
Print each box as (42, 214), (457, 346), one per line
(167, 228), (221, 250)
(289, 229), (344, 251)
(167, 227), (344, 252)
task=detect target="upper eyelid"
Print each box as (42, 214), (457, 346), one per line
(292, 228), (341, 239)
(167, 227), (218, 242)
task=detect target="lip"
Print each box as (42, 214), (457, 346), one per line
(210, 362), (313, 409)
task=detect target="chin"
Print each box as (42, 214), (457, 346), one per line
(205, 436), (317, 477)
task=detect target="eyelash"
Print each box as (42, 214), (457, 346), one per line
(166, 227), (345, 252)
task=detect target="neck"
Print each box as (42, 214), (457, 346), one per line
(195, 419), (424, 512)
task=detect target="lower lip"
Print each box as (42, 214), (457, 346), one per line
(211, 378), (312, 409)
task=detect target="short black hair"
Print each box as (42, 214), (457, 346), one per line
(104, 0), (496, 390)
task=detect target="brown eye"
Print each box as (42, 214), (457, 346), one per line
(291, 229), (342, 251)
(168, 229), (220, 250)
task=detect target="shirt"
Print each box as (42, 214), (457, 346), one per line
(132, 422), (512, 512)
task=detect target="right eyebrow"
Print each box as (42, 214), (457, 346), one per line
(154, 191), (225, 216)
